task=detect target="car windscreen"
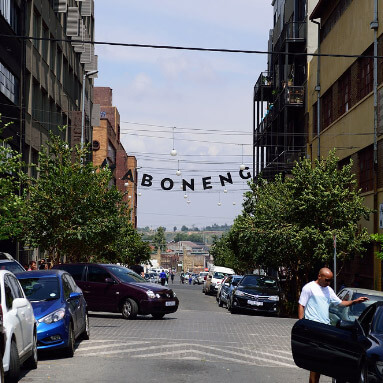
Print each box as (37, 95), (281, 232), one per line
(240, 275), (278, 288)
(105, 265), (146, 283)
(19, 277), (60, 302)
(349, 293), (383, 317)
(0, 261), (26, 273)
(213, 272), (227, 279)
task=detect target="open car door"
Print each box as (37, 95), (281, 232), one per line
(291, 319), (367, 381)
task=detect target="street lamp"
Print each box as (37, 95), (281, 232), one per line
(81, 70), (99, 150)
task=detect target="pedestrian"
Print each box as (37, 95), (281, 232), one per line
(39, 258), (46, 270)
(159, 269), (167, 286)
(27, 260), (37, 271)
(298, 267), (368, 383)
(170, 271), (175, 284)
(188, 274), (192, 285)
(130, 264), (145, 277)
(180, 272), (185, 284)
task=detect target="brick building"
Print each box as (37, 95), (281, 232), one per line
(93, 87), (137, 227)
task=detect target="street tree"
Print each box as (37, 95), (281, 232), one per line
(152, 226), (167, 251)
(20, 131), (126, 263)
(0, 125), (25, 241)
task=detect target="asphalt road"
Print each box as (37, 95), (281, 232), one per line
(19, 280), (332, 383)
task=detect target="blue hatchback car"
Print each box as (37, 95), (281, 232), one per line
(16, 269), (89, 356)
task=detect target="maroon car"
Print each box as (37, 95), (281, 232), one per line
(52, 263), (179, 319)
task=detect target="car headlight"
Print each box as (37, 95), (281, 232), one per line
(146, 290), (156, 298)
(172, 291), (176, 297)
(38, 308), (65, 324)
(376, 361), (383, 375)
(235, 290), (245, 296)
(269, 296), (279, 301)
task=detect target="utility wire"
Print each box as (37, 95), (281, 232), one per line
(2, 34), (383, 59)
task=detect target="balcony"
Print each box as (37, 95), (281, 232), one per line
(254, 71), (272, 102)
(273, 21), (306, 58)
(281, 86), (304, 108)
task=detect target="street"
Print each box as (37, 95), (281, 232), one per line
(19, 280), (332, 383)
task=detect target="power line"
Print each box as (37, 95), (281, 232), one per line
(2, 34), (383, 59)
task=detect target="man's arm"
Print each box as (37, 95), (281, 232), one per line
(340, 296), (369, 307)
(298, 304), (305, 319)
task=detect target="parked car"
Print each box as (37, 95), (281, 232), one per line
(329, 287), (383, 326)
(193, 272), (208, 285)
(203, 266), (235, 295)
(217, 275), (243, 307)
(16, 270), (89, 357)
(0, 270), (37, 382)
(0, 253), (25, 274)
(0, 297), (4, 383)
(291, 302), (383, 382)
(227, 274), (280, 315)
(52, 264), (179, 319)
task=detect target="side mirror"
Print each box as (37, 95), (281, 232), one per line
(69, 292), (82, 300)
(12, 298), (28, 310)
(105, 278), (115, 284)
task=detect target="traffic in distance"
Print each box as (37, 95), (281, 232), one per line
(0, 251), (383, 382)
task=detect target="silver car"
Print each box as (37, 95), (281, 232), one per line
(193, 272), (208, 285)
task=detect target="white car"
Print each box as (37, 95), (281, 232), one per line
(1, 270), (37, 382)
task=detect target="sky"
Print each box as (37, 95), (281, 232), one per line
(94, 1), (273, 230)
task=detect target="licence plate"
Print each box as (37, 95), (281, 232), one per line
(166, 301), (176, 306)
(248, 300), (263, 306)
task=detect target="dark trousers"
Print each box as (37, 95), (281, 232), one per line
(161, 278), (166, 286)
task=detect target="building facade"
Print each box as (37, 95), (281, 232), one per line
(93, 87), (138, 228)
(0, 0), (98, 263)
(253, 0), (319, 179)
(308, 0), (383, 289)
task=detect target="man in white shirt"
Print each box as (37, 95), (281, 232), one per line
(298, 267), (368, 383)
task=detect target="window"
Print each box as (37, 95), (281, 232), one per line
(359, 55), (373, 100)
(56, 47), (62, 82)
(32, 10), (40, 51)
(359, 145), (374, 193)
(0, 0), (19, 32)
(9, 275), (24, 298)
(338, 70), (351, 116)
(59, 264), (85, 281)
(4, 278), (14, 310)
(321, 89), (333, 129)
(50, 36), (55, 69)
(62, 275), (73, 299)
(0, 61), (19, 104)
(87, 265), (111, 283)
(41, 24), (49, 62)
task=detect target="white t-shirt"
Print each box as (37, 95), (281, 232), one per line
(298, 281), (342, 324)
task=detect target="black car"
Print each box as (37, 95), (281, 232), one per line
(52, 263), (179, 320)
(227, 274), (280, 315)
(291, 302), (383, 383)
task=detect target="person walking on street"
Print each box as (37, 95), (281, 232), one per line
(170, 271), (175, 284)
(180, 272), (185, 284)
(188, 274), (192, 285)
(159, 270), (167, 286)
(298, 267), (368, 383)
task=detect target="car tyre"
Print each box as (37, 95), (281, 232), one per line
(65, 324), (75, 358)
(121, 298), (138, 320)
(25, 332), (38, 369)
(81, 312), (90, 340)
(151, 313), (165, 319)
(7, 339), (20, 383)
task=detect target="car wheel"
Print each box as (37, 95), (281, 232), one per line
(121, 298), (138, 320)
(7, 339), (20, 383)
(65, 324), (75, 358)
(151, 313), (165, 319)
(81, 312), (90, 340)
(25, 332), (38, 369)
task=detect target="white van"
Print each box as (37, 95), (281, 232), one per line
(203, 266), (235, 295)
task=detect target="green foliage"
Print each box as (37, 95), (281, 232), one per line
(152, 226), (167, 251)
(20, 131), (130, 263)
(174, 232), (203, 243)
(371, 233), (383, 260)
(180, 225), (188, 232)
(0, 124), (25, 240)
(211, 151), (372, 304)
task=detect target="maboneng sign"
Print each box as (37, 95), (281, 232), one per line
(121, 168), (252, 191)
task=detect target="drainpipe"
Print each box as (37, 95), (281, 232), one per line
(370, 0), (379, 289)
(311, 19), (321, 161)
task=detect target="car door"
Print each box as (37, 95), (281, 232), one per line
(329, 289), (347, 325)
(84, 265), (118, 312)
(62, 274), (80, 336)
(221, 276), (232, 301)
(66, 273), (86, 334)
(4, 275), (25, 355)
(291, 318), (366, 381)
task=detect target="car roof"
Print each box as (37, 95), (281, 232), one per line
(342, 287), (383, 296)
(16, 269), (65, 279)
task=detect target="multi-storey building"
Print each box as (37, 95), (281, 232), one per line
(93, 87), (138, 228)
(0, 0), (98, 262)
(253, 0), (319, 179)
(308, 0), (383, 289)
